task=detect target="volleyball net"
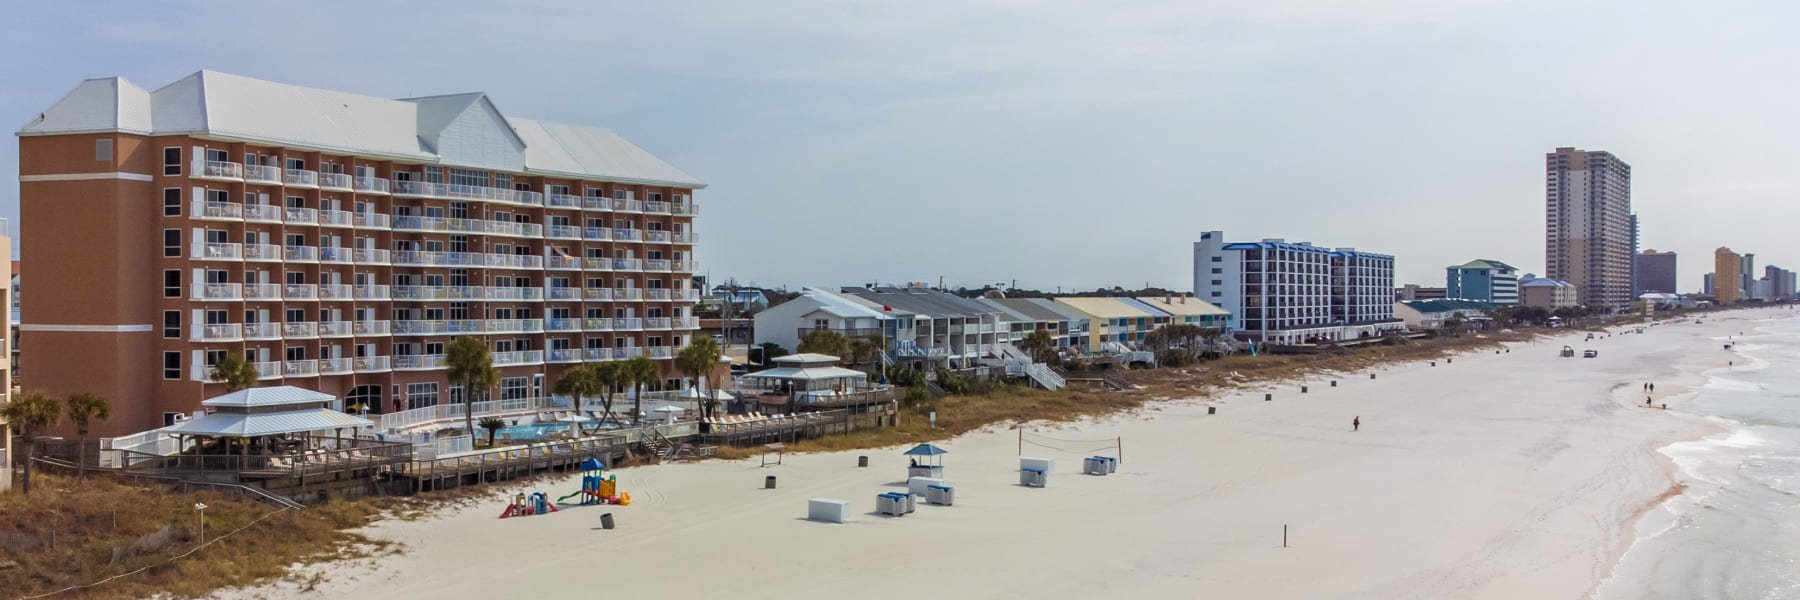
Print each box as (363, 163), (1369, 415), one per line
(1017, 430), (1122, 462)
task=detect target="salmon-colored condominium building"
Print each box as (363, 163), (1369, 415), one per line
(18, 71), (704, 437)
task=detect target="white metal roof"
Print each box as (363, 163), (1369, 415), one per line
(773, 353), (843, 364)
(742, 366), (869, 381)
(165, 408), (372, 437)
(202, 386), (336, 408)
(19, 70), (704, 188)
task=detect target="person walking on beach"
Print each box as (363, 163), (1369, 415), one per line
(1649, 382), (1655, 393)
(1352, 416), (1360, 432)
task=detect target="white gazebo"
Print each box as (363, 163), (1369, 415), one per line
(163, 386), (374, 464)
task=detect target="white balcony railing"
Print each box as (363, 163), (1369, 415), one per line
(353, 356), (391, 373)
(672, 201), (699, 216)
(198, 160), (244, 180)
(645, 230), (671, 243)
(583, 227), (610, 241)
(284, 169), (319, 188)
(672, 316), (700, 329)
(284, 360), (319, 377)
(245, 165), (281, 184)
(319, 172), (353, 190)
(391, 215), (448, 232)
(645, 259), (672, 272)
(548, 194), (582, 209)
(545, 318), (581, 332)
(243, 322), (280, 340)
(243, 284), (282, 301)
(193, 323), (242, 342)
(584, 318), (612, 332)
(352, 176), (390, 194)
(284, 207), (319, 226)
(352, 211), (390, 229)
(486, 254), (543, 269)
(546, 286), (580, 300)
(353, 248), (391, 265)
(283, 283), (318, 300)
(613, 317), (643, 330)
(644, 200), (672, 214)
(284, 246), (319, 262)
(546, 254), (583, 270)
(353, 285), (391, 301)
(548, 225), (581, 239)
(547, 349), (582, 363)
(672, 231), (699, 244)
(319, 246), (353, 263)
(319, 321), (354, 337)
(282, 321), (318, 338)
(645, 317), (672, 330)
(192, 283), (242, 301)
(491, 350), (545, 366)
(583, 288), (613, 301)
(486, 319), (543, 334)
(253, 361), (282, 380)
(195, 242), (242, 260)
(392, 355), (446, 370)
(648, 346), (675, 359)
(613, 288), (644, 301)
(613, 228), (643, 242)
(319, 209), (353, 227)
(195, 200), (243, 220)
(485, 286), (542, 301)
(319, 358), (354, 375)
(613, 198), (644, 213)
(352, 320), (391, 336)
(243, 244), (281, 262)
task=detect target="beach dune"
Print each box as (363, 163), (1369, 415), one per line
(232, 316), (1752, 599)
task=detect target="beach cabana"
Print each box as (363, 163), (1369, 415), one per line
(158, 386), (380, 472)
(739, 353), (884, 411)
(904, 443), (947, 478)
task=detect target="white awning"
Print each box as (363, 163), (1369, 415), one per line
(164, 408), (372, 438)
(741, 366), (869, 381)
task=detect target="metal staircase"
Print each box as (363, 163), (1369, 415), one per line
(993, 343), (1065, 391)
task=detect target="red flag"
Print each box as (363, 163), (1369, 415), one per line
(884, 305), (892, 311)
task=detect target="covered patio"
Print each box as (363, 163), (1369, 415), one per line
(738, 353), (890, 409)
(144, 386), (410, 477)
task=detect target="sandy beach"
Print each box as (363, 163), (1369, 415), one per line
(222, 312), (1777, 600)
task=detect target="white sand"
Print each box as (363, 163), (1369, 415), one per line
(224, 312), (1774, 600)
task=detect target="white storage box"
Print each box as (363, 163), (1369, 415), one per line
(808, 498), (849, 523)
(908, 476), (944, 496)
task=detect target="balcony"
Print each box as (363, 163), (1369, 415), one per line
(319, 358), (353, 375)
(319, 321), (354, 337)
(282, 321), (318, 338)
(283, 206), (319, 226)
(583, 318), (612, 332)
(284, 169), (319, 188)
(195, 242), (242, 261)
(243, 322), (280, 340)
(613, 228), (643, 242)
(254, 361), (282, 380)
(283, 283), (318, 300)
(392, 320), (448, 335)
(491, 350), (544, 367)
(612, 258), (643, 271)
(483, 220), (544, 237)
(671, 202), (700, 216)
(392, 215), (448, 233)
(645, 288), (671, 301)
(192, 323), (242, 342)
(353, 356), (392, 373)
(319, 209), (353, 228)
(486, 254), (543, 269)
(613, 288), (644, 301)
(195, 200), (243, 221)
(319, 172), (353, 191)
(196, 160), (244, 181)
(647, 346), (674, 360)
(352, 212), (390, 229)
(616, 346), (644, 359)
(671, 260), (697, 273)
(645, 317), (672, 330)
(646, 259), (672, 272)
(245, 165), (281, 185)
(613, 198), (644, 213)
(644, 200), (672, 214)
(192, 283), (242, 301)
(673, 290), (700, 302)
(547, 349), (582, 364)
(353, 248), (391, 265)
(546, 286), (580, 301)
(284, 360), (319, 377)
(583, 227), (611, 241)
(352, 285), (390, 301)
(613, 317), (643, 331)
(390, 180), (544, 206)
(319, 247), (353, 264)
(393, 286), (461, 301)
(545, 318), (581, 332)
(546, 254), (583, 270)
(244, 284), (282, 301)
(353, 176), (390, 194)
(284, 245), (319, 262)
(547, 194), (582, 209)
(582, 196), (611, 211)
(672, 316), (699, 329)
(486, 319), (543, 334)
(548, 225), (581, 240)
(645, 230), (671, 244)
(352, 320), (390, 336)
(392, 251), (447, 267)
(583, 288), (613, 301)
(243, 244), (281, 262)
(392, 355), (446, 371)
(486, 286), (543, 301)
(672, 231), (699, 244)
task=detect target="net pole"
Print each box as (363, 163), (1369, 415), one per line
(1118, 436), (1122, 464)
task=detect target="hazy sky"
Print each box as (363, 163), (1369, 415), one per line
(3, 0), (1795, 293)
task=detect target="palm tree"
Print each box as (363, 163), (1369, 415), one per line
(623, 355), (660, 426)
(1, 391), (62, 495)
(477, 417), (506, 447)
(445, 336), (497, 439)
(676, 336), (724, 420)
(1019, 329), (1055, 363)
(553, 363), (600, 415)
(591, 361), (622, 426)
(209, 353), (260, 392)
(63, 393), (111, 479)
(796, 329), (851, 358)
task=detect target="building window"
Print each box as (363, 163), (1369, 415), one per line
(163, 229), (181, 257)
(95, 139), (113, 161)
(407, 382), (439, 410)
(501, 377), (529, 401)
(163, 147), (182, 175)
(163, 311), (180, 338)
(163, 188), (182, 216)
(163, 352), (181, 380)
(163, 270), (181, 298)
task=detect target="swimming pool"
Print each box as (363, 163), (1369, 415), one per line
(494, 423), (571, 441)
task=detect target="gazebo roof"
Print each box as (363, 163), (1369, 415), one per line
(202, 386), (336, 408)
(164, 408), (372, 438)
(741, 366), (868, 381)
(903, 443), (948, 456)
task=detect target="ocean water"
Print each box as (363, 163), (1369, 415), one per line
(1597, 317), (1800, 600)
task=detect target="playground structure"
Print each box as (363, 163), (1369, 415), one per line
(556, 458), (632, 507)
(500, 491), (559, 518)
